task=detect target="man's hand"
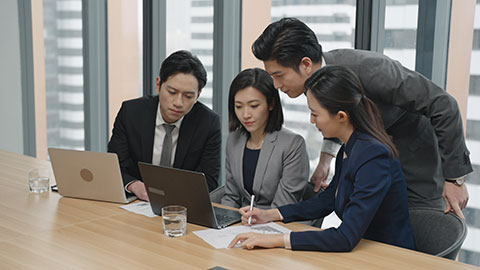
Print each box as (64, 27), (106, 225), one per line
(310, 152), (334, 192)
(443, 181), (468, 219)
(228, 232), (284, 249)
(127, 181), (149, 201)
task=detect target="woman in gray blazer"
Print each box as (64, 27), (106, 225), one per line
(221, 68), (309, 209)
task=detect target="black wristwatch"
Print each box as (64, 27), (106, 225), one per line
(445, 178), (465, 186)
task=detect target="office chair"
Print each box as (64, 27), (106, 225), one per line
(209, 185), (225, 204)
(409, 207), (467, 260)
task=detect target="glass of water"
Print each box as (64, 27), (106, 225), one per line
(161, 205), (187, 237)
(28, 168), (50, 193)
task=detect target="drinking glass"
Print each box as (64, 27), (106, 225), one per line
(28, 168), (50, 193)
(161, 205), (187, 237)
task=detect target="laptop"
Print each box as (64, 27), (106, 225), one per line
(138, 162), (241, 229)
(48, 148), (136, 204)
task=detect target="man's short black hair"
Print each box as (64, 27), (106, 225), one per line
(159, 50), (207, 91)
(252, 17), (322, 71)
(228, 68), (283, 133)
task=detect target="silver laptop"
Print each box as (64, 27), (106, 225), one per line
(48, 148), (136, 204)
(138, 162), (241, 229)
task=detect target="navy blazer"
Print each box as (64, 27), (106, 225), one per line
(325, 49), (472, 209)
(279, 130), (415, 252)
(107, 95), (221, 191)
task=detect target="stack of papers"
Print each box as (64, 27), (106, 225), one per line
(194, 222), (291, 249)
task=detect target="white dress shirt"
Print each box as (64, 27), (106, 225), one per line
(125, 102), (184, 192)
(152, 103), (184, 166)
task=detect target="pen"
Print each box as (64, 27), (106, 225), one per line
(248, 194), (255, 225)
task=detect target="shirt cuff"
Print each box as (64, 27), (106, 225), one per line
(125, 180), (139, 193)
(283, 232), (292, 249)
(321, 139), (342, 157)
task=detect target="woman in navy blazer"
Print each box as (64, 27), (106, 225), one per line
(229, 66), (415, 252)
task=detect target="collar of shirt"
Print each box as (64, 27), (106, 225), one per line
(156, 102), (184, 130)
(321, 55), (327, 66)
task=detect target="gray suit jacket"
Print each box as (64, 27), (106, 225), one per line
(221, 128), (309, 209)
(324, 49), (472, 208)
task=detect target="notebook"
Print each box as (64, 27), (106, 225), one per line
(138, 162), (241, 229)
(48, 148), (136, 204)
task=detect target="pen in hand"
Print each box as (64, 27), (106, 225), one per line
(248, 194), (255, 225)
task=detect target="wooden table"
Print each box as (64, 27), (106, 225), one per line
(0, 149), (476, 269)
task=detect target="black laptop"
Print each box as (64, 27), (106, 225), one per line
(138, 162), (241, 229)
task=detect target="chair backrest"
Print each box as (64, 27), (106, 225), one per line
(302, 182), (319, 201)
(209, 185), (225, 204)
(409, 207), (467, 260)
(301, 182), (324, 228)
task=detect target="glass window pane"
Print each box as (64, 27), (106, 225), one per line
(271, 1), (356, 229)
(166, 0), (214, 108)
(383, 0), (419, 70)
(271, 0), (356, 177)
(43, 0), (85, 152)
(463, 2), (480, 265)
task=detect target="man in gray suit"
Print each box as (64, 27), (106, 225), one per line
(252, 17), (472, 218)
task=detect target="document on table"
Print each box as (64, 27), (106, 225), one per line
(193, 222), (291, 249)
(119, 201), (157, 218)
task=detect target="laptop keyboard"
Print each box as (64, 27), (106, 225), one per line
(213, 206), (241, 226)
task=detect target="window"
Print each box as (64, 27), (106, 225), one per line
(271, 0), (356, 229)
(271, 0), (356, 178)
(166, 0), (214, 108)
(462, 1), (480, 265)
(383, 0), (419, 70)
(42, 0), (143, 154)
(43, 0), (85, 152)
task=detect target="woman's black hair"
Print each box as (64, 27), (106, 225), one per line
(305, 65), (398, 157)
(228, 68), (284, 133)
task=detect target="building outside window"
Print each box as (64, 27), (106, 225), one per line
(383, 0), (418, 70)
(166, 0), (214, 108)
(43, 0), (85, 153)
(271, 0), (356, 229)
(463, 1), (480, 265)
(271, 0), (356, 179)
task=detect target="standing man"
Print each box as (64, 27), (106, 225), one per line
(252, 17), (471, 218)
(108, 50), (221, 201)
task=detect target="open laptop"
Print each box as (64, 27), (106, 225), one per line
(48, 148), (136, 204)
(138, 162), (241, 229)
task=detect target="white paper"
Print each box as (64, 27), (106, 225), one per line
(193, 222), (291, 249)
(120, 201), (157, 218)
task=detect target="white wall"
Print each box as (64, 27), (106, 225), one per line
(0, 0), (24, 154)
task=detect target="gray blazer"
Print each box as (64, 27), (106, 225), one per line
(324, 49), (472, 208)
(221, 128), (309, 209)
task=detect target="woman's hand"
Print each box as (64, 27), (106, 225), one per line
(238, 207), (281, 225)
(228, 232), (285, 249)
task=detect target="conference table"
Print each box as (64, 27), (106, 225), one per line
(0, 149), (476, 269)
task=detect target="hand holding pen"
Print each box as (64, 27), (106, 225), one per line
(238, 200), (282, 225)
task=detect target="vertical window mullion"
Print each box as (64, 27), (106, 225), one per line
(83, 0), (108, 152)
